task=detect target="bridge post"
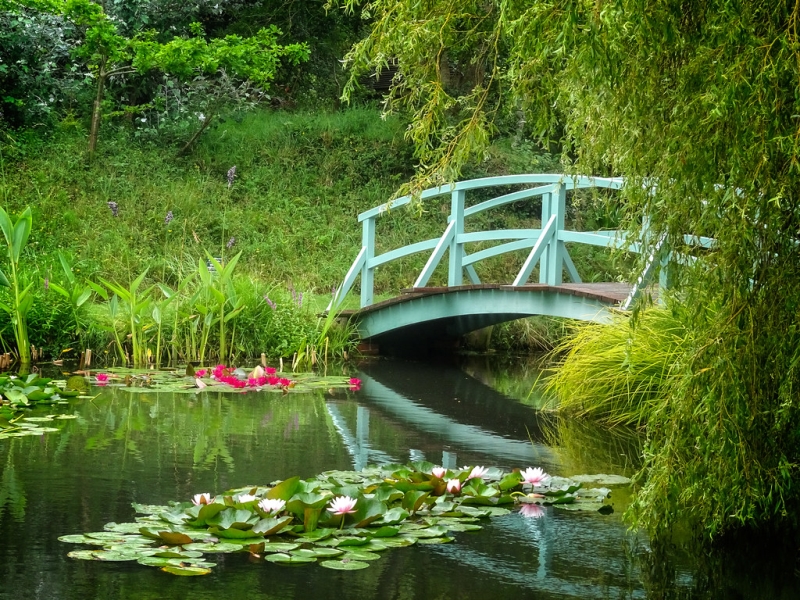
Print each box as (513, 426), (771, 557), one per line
(448, 189), (465, 286)
(544, 183), (567, 285)
(361, 216), (376, 307)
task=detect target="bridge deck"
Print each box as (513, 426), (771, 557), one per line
(336, 282), (634, 318)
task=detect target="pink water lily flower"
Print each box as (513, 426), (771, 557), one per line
(446, 479), (462, 493)
(236, 494), (258, 503)
(431, 467), (447, 479)
(192, 493), (212, 506)
(328, 496), (358, 515)
(258, 498), (286, 514)
(521, 467), (551, 487)
(95, 373), (109, 384)
(195, 369), (207, 377)
(519, 504), (545, 519)
(466, 466), (488, 480)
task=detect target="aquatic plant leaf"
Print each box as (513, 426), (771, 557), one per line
(341, 550), (382, 561)
(67, 550), (99, 560)
(252, 516), (294, 536)
(319, 559), (370, 570)
(416, 536), (454, 545)
(402, 490), (431, 513)
(408, 461), (436, 475)
(373, 537), (416, 548)
(92, 550), (140, 561)
(286, 492), (329, 515)
(266, 476), (301, 501)
(297, 528), (334, 541)
(260, 542), (301, 553)
(335, 536), (370, 547)
(352, 497), (387, 528)
(292, 547), (342, 558)
(157, 531), (193, 545)
(58, 535), (106, 545)
(570, 474), (632, 485)
(207, 508), (256, 530)
(182, 542), (242, 553)
(377, 507), (409, 525)
(133, 503), (171, 515)
(265, 552), (316, 565)
(370, 526), (400, 538)
(161, 566), (212, 576)
(498, 472), (523, 491)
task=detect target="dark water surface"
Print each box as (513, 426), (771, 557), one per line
(1, 357), (797, 599)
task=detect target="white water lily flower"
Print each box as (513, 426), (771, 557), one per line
(466, 466), (488, 480)
(446, 479), (462, 493)
(258, 498), (286, 514)
(521, 467), (551, 487)
(236, 494), (258, 503)
(192, 493), (212, 506)
(328, 496), (357, 515)
(431, 467), (447, 479)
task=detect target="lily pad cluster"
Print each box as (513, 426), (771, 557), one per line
(95, 365), (361, 395)
(60, 462), (625, 576)
(0, 373), (84, 440)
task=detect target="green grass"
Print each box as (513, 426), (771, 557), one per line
(0, 106), (628, 360)
(544, 306), (689, 426)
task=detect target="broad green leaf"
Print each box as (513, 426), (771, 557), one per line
(319, 559), (370, 570)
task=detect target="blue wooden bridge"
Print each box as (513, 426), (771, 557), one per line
(329, 174), (707, 351)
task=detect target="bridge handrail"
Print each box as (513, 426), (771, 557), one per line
(330, 173), (712, 311)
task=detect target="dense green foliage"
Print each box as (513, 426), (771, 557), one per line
(0, 108), (590, 361)
(545, 307), (688, 426)
(338, 0), (800, 538)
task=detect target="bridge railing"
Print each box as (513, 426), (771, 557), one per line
(330, 173), (713, 311)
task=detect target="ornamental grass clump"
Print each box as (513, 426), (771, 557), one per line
(545, 306), (690, 427)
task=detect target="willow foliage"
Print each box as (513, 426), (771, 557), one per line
(334, 0), (800, 537)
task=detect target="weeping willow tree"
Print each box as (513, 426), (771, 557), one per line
(331, 0), (800, 538)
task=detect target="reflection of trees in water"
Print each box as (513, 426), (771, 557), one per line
(542, 417), (643, 478)
(0, 445), (26, 522)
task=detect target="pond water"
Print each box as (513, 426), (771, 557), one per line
(0, 356), (798, 599)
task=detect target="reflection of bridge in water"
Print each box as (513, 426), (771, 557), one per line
(324, 359), (642, 595)
(327, 360), (557, 472)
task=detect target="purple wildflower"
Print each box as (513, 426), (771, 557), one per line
(107, 201), (119, 217)
(44, 276), (49, 292)
(227, 237), (235, 249)
(227, 166), (236, 188)
(165, 211), (174, 225)
(264, 296), (277, 311)
(297, 292), (303, 307)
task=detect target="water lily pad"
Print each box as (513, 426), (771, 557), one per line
(570, 474), (632, 485)
(416, 536), (454, 545)
(59, 535), (106, 545)
(104, 522), (149, 534)
(67, 550), (99, 560)
(291, 547), (342, 558)
(91, 550), (140, 561)
(340, 550), (382, 561)
(161, 566), (212, 576)
(265, 552), (316, 565)
(22, 416), (54, 422)
(378, 537), (417, 548)
(54, 414), (78, 419)
(319, 559), (370, 570)
(260, 542), (300, 553)
(182, 542), (242, 553)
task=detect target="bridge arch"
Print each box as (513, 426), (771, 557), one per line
(330, 173), (712, 347)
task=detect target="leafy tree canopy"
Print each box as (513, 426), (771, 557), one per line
(333, 0), (800, 538)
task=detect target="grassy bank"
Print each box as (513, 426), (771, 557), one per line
(0, 107), (625, 362)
